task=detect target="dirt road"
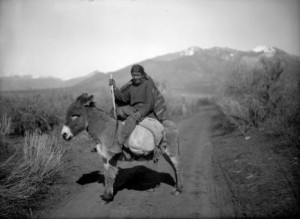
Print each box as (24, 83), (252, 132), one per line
(46, 106), (235, 218)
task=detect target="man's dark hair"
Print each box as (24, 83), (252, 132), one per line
(131, 64), (145, 75)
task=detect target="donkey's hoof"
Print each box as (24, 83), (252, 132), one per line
(100, 193), (114, 202)
(90, 147), (97, 152)
(100, 200), (110, 205)
(171, 190), (181, 196)
(171, 187), (182, 195)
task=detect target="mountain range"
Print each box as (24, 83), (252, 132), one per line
(0, 70), (102, 91)
(1, 46), (299, 97)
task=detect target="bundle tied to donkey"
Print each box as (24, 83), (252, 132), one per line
(127, 117), (164, 156)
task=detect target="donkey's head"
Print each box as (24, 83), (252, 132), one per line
(61, 93), (94, 141)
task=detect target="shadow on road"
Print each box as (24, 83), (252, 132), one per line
(76, 171), (104, 185)
(76, 165), (175, 195)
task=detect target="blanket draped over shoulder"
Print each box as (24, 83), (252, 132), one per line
(119, 73), (169, 122)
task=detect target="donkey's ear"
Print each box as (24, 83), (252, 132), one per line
(76, 93), (88, 101)
(83, 95), (94, 107)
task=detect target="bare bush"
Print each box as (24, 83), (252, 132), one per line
(218, 54), (300, 143)
(0, 131), (65, 219)
(217, 96), (252, 136)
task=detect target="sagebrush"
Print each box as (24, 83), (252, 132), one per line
(0, 131), (65, 219)
(0, 89), (74, 135)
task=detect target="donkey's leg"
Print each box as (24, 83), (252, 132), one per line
(97, 144), (119, 202)
(100, 155), (118, 202)
(162, 143), (183, 195)
(162, 120), (183, 195)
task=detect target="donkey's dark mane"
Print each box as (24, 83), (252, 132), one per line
(76, 93), (113, 118)
(94, 104), (105, 113)
(94, 104), (115, 119)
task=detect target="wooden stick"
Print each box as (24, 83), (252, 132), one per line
(110, 74), (117, 118)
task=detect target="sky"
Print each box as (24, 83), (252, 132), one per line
(0, 0), (299, 80)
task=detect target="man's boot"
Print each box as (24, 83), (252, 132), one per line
(118, 116), (136, 159)
(118, 116), (136, 147)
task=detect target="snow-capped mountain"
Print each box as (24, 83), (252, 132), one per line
(252, 45), (276, 56)
(1, 45), (296, 94)
(179, 46), (202, 56)
(153, 46), (244, 62)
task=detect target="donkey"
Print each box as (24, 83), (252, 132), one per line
(61, 93), (183, 202)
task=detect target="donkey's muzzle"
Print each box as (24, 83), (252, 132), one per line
(61, 125), (73, 141)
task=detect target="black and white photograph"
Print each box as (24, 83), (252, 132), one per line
(0, 0), (299, 218)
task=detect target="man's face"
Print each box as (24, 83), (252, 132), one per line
(131, 71), (143, 84)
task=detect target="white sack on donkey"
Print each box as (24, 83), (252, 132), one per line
(128, 117), (164, 156)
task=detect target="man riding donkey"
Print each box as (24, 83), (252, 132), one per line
(109, 64), (169, 159)
(61, 64), (182, 201)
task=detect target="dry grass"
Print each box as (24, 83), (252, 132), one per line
(0, 114), (13, 166)
(0, 90), (74, 135)
(212, 113), (300, 218)
(0, 131), (65, 219)
(0, 113), (11, 136)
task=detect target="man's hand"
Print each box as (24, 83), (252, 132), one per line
(109, 78), (116, 87)
(133, 111), (141, 122)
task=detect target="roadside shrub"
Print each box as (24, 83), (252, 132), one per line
(218, 54), (300, 143)
(0, 114), (12, 156)
(0, 114), (11, 136)
(217, 96), (252, 136)
(0, 89), (74, 135)
(0, 131), (65, 219)
(164, 92), (204, 118)
(196, 96), (213, 107)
